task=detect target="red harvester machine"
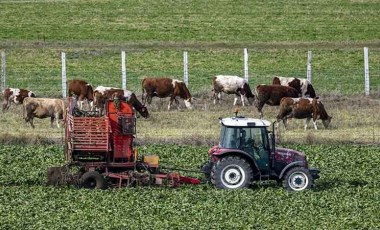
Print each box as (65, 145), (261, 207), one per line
(47, 98), (201, 189)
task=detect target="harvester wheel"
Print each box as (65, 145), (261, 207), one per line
(211, 156), (252, 189)
(282, 167), (312, 192)
(80, 171), (107, 189)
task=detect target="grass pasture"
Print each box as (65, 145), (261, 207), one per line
(1, 93), (380, 145)
(1, 0), (380, 43)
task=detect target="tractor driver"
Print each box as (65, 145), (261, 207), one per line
(240, 129), (260, 157)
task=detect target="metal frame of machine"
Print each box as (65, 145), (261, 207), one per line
(48, 98), (200, 189)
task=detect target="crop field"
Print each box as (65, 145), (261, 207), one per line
(0, 144), (379, 229)
(1, 0), (380, 229)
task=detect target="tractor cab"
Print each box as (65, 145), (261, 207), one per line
(218, 117), (271, 172)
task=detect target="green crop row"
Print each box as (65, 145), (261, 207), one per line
(0, 144), (379, 229)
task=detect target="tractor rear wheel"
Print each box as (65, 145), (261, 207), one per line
(80, 171), (107, 189)
(211, 156), (253, 189)
(282, 167), (312, 192)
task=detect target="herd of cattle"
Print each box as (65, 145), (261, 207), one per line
(1, 75), (332, 130)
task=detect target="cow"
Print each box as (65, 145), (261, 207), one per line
(254, 84), (299, 118)
(276, 97), (332, 130)
(141, 77), (193, 110)
(2, 88), (36, 111)
(272, 76), (316, 98)
(212, 75), (255, 106)
(68, 79), (94, 110)
(23, 97), (65, 128)
(93, 86), (149, 118)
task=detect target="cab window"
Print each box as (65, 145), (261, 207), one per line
(219, 126), (239, 149)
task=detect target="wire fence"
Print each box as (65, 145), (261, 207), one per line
(1, 47), (380, 97)
(0, 47), (379, 144)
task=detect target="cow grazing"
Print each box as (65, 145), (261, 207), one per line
(23, 97), (65, 128)
(272, 76), (316, 98)
(142, 77), (193, 110)
(254, 84), (299, 118)
(212, 75), (255, 106)
(93, 86), (149, 118)
(68, 79), (94, 110)
(276, 97), (332, 130)
(2, 88), (36, 111)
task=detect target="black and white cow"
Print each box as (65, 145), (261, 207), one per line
(272, 76), (316, 98)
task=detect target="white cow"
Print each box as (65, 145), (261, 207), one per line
(212, 75), (255, 106)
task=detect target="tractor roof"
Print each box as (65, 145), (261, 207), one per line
(221, 116), (271, 127)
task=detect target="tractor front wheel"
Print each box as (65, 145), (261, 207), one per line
(282, 167), (312, 192)
(80, 171), (107, 189)
(211, 156), (253, 189)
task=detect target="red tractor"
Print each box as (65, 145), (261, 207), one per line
(47, 98), (200, 189)
(202, 115), (320, 191)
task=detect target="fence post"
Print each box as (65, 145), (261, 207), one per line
(61, 52), (66, 98)
(307, 50), (312, 83)
(364, 47), (370, 96)
(1, 51), (5, 92)
(121, 51), (126, 90)
(244, 48), (249, 82)
(184, 51), (188, 86)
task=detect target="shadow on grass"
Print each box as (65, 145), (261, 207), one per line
(312, 179), (370, 192)
(247, 178), (370, 192)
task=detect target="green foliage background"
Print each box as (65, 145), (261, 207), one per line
(0, 0), (380, 96)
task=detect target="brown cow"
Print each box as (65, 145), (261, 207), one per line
(276, 97), (332, 130)
(142, 77), (193, 110)
(272, 76), (316, 98)
(68, 79), (94, 110)
(23, 97), (65, 128)
(212, 75), (255, 106)
(254, 84), (299, 118)
(93, 86), (149, 118)
(2, 88), (36, 111)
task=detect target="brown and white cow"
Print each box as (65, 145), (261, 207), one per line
(276, 97), (332, 130)
(2, 88), (36, 111)
(68, 79), (94, 110)
(254, 84), (299, 118)
(142, 77), (193, 110)
(212, 75), (255, 106)
(93, 86), (149, 118)
(272, 76), (316, 98)
(23, 97), (65, 128)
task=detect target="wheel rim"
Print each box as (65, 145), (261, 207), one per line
(288, 171), (309, 191)
(221, 164), (246, 189)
